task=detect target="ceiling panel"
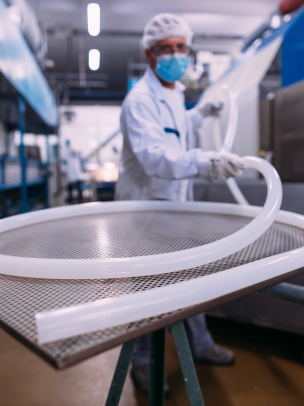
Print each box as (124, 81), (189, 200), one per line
(31, 0), (281, 34)
(28, 0), (282, 101)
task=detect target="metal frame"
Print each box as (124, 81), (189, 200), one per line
(260, 282), (304, 305)
(105, 321), (205, 406)
(18, 96), (28, 213)
(17, 97), (50, 213)
(171, 322), (205, 406)
(150, 328), (166, 406)
(44, 134), (50, 209)
(0, 91), (53, 216)
(105, 339), (137, 406)
(0, 265), (302, 370)
(0, 0), (58, 216)
(104, 282), (304, 406)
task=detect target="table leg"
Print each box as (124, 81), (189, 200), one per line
(105, 339), (136, 406)
(150, 328), (166, 406)
(260, 282), (304, 305)
(171, 321), (205, 406)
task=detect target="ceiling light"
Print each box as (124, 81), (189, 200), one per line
(87, 3), (100, 36)
(89, 49), (100, 71)
(270, 15), (281, 29)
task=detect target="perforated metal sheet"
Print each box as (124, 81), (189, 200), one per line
(0, 211), (304, 367)
(0, 211), (249, 259)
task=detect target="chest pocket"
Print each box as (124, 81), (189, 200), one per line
(164, 127), (180, 138)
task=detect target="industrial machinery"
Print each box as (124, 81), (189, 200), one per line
(0, 0), (60, 215)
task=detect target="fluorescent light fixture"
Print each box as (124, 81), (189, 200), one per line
(87, 3), (100, 36)
(89, 49), (100, 71)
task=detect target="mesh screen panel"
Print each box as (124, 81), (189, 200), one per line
(0, 211), (250, 259)
(0, 211), (303, 365)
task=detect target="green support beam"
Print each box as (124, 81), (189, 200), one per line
(150, 328), (166, 406)
(171, 321), (205, 406)
(105, 339), (137, 406)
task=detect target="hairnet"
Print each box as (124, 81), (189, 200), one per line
(142, 13), (193, 50)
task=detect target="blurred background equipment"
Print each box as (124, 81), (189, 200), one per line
(0, 0), (59, 217)
(62, 139), (93, 204)
(1, 0), (304, 347)
(1, 0), (304, 214)
(1, 0), (304, 213)
(3, 1), (304, 405)
(60, 105), (122, 201)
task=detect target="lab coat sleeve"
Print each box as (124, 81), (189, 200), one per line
(186, 107), (203, 130)
(124, 96), (211, 181)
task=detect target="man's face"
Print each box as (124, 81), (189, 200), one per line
(145, 37), (187, 71)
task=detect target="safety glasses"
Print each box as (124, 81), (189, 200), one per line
(151, 43), (190, 56)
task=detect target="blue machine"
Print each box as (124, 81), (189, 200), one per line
(281, 9), (304, 86)
(220, 6), (304, 89)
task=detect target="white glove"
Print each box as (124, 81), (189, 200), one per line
(197, 102), (223, 118)
(208, 151), (244, 180)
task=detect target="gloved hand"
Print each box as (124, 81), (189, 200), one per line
(197, 102), (223, 118)
(208, 151), (244, 180)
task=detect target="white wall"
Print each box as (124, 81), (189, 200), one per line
(60, 105), (122, 166)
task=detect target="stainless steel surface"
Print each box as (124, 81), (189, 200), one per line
(194, 180), (304, 216)
(0, 211), (303, 367)
(259, 97), (275, 152)
(206, 276), (304, 336)
(0, 211), (249, 259)
(274, 79), (304, 182)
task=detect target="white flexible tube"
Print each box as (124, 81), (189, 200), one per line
(34, 88), (287, 343)
(0, 157), (281, 279)
(212, 116), (249, 205)
(36, 207), (304, 344)
(212, 116), (222, 151)
(211, 84), (249, 205)
(33, 156), (284, 343)
(221, 84), (239, 153)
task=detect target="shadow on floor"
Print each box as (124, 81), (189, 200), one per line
(0, 328), (137, 406)
(134, 316), (304, 406)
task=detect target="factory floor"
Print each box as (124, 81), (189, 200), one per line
(1, 317), (304, 406)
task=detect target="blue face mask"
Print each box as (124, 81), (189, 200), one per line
(155, 53), (188, 83)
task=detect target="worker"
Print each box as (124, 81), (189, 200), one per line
(114, 13), (244, 397)
(63, 139), (87, 204)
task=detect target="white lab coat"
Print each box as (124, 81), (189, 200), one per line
(115, 66), (211, 201)
(63, 146), (86, 184)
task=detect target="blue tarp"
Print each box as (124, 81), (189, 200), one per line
(282, 9), (304, 87)
(220, 6), (304, 88)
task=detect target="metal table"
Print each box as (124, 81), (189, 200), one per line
(1, 207), (304, 405)
(0, 209), (304, 368)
